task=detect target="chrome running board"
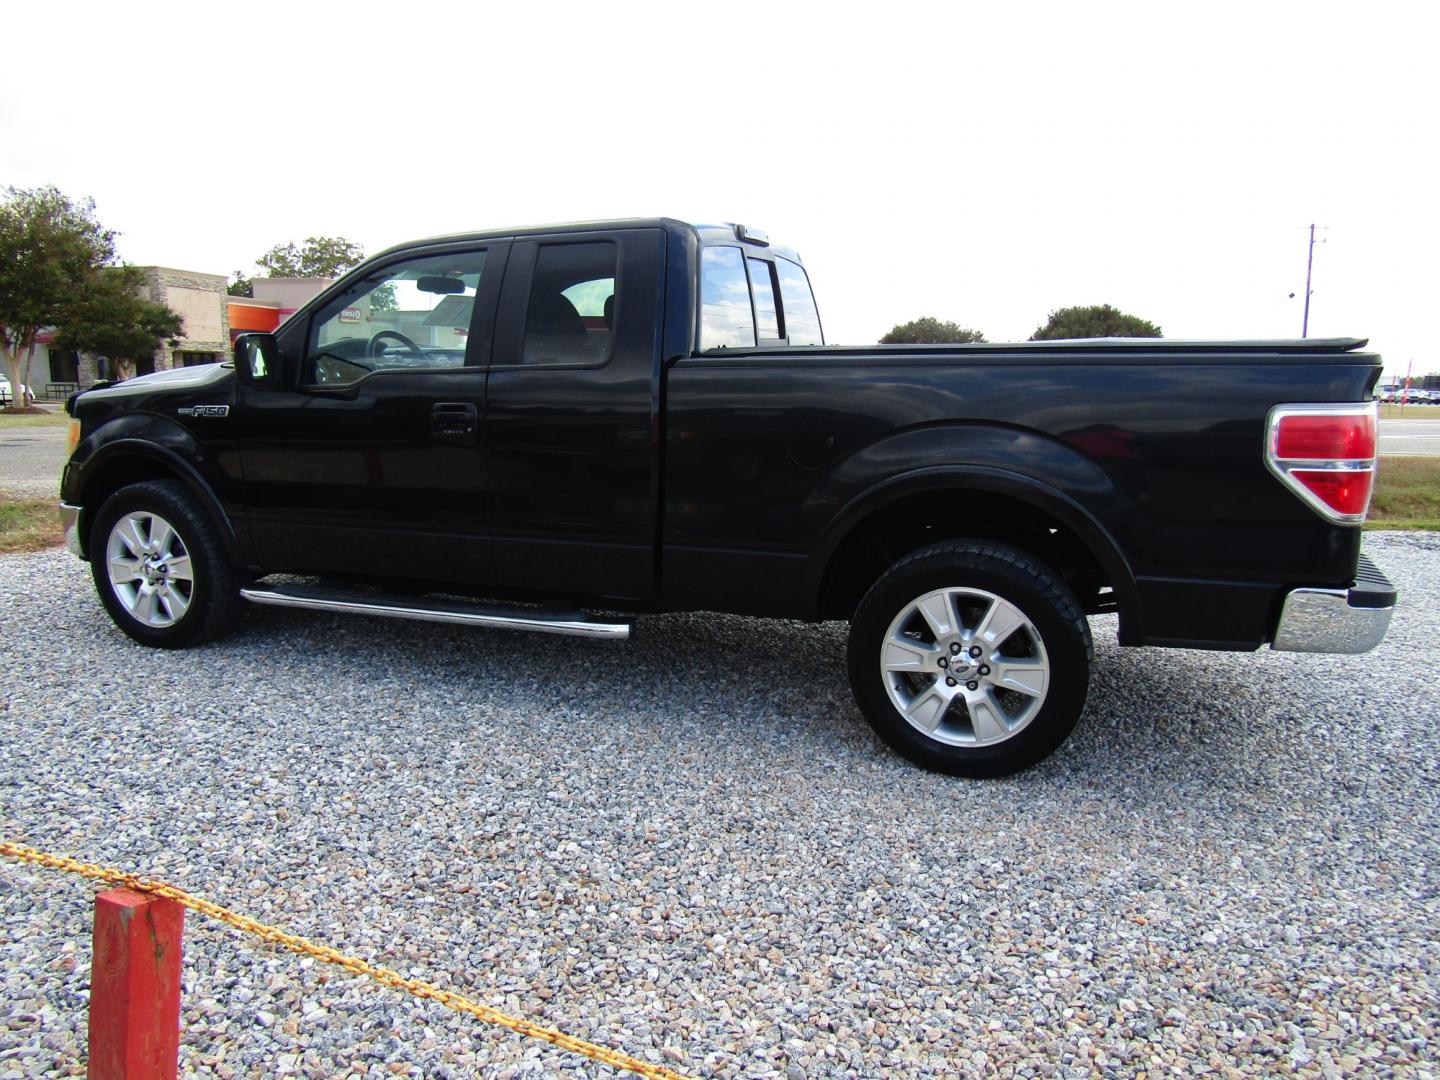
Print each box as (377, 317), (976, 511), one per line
(239, 583), (631, 640)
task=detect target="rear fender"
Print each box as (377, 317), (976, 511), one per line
(808, 424), (1142, 640)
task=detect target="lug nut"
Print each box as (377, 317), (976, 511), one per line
(978, 665), (990, 676)
(966, 680), (979, 691)
(969, 645), (982, 658)
(950, 642), (961, 655)
(937, 656), (948, 668)
(945, 677), (957, 687)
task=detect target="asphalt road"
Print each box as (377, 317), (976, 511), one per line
(1378, 416), (1440, 455)
(0, 425), (67, 498)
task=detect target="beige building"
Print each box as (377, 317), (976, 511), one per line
(137, 267), (231, 373)
(251, 277), (333, 317)
(52, 269), (333, 392)
(68, 267), (231, 385)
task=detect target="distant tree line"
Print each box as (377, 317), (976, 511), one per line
(880, 317), (987, 344)
(882, 304), (1162, 344)
(228, 236), (367, 298)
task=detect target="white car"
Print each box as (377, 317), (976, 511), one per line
(0, 378), (35, 406)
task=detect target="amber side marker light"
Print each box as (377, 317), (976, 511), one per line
(1264, 402), (1377, 524)
(66, 419), (81, 456)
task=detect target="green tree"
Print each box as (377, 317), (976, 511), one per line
(54, 266), (184, 382)
(368, 282), (398, 313)
(880, 317), (987, 344)
(0, 186), (117, 410)
(1029, 304), (1161, 340)
(227, 270), (253, 298)
(254, 236), (365, 279)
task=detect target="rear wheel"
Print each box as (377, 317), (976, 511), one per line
(847, 540), (1092, 777)
(90, 480), (241, 648)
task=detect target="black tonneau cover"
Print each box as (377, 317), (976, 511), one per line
(706, 337), (1376, 365)
(740, 337), (1370, 356)
(893, 337), (1370, 353)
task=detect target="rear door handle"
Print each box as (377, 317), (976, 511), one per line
(431, 402), (478, 444)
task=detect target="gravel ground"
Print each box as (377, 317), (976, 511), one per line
(0, 424), (67, 498)
(1, 534), (1436, 1078)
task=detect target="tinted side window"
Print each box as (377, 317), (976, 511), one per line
(776, 258), (824, 345)
(699, 246), (755, 350)
(306, 250), (487, 386)
(522, 242), (618, 365)
(747, 258), (781, 339)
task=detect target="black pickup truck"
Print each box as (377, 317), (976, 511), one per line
(59, 218), (1396, 776)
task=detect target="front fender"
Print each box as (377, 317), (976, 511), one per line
(64, 414), (247, 564)
(806, 423), (1142, 639)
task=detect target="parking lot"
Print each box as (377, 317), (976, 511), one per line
(1, 533), (1436, 1077)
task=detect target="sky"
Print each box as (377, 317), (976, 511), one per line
(3, 1), (1435, 380)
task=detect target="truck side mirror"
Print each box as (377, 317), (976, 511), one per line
(235, 333), (282, 388)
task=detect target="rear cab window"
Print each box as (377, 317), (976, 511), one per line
(774, 257), (823, 346)
(698, 242), (824, 352)
(699, 247), (755, 350)
(747, 258), (781, 340)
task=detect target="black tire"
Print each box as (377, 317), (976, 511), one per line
(89, 479), (242, 648)
(846, 540), (1092, 777)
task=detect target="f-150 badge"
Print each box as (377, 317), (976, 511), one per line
(177, 405), (230, 418)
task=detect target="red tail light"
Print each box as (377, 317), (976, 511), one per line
(1265, 403), (1377, 524)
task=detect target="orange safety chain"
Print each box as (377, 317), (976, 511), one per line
(0, 840), (693, 1080)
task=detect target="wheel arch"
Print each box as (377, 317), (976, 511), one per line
(74, 440), (245, 565)
(813, 466), (1143, 641)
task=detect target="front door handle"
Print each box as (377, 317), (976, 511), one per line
(431, 402), (478, 445)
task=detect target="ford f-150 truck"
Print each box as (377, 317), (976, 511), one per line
(59, 218), (1397, 776)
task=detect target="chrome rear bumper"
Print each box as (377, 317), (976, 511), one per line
(1271, 554), (1396, 654)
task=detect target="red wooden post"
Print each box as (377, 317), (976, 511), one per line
(88, 888), (183, 1080)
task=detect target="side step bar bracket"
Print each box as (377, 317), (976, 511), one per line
(239, 583), (630, 640)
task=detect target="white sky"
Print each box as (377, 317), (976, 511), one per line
(3, 1), (1435, 380)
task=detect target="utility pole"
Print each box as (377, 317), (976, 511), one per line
(1302, 223), (1317, 338)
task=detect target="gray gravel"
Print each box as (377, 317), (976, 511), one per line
(2, 534), (1437, 1078)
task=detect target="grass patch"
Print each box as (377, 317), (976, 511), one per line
(0, 497), (62, 553)
(0, 408), (68, 427)
(1368, 456), (1440, 530)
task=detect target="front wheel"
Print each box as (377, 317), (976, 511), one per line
(846, 540), (1092, 777)
(89, 480), (241, 648)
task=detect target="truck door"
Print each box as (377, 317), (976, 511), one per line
(235, 241), (506, 585)
(484, 228), (665, 601)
